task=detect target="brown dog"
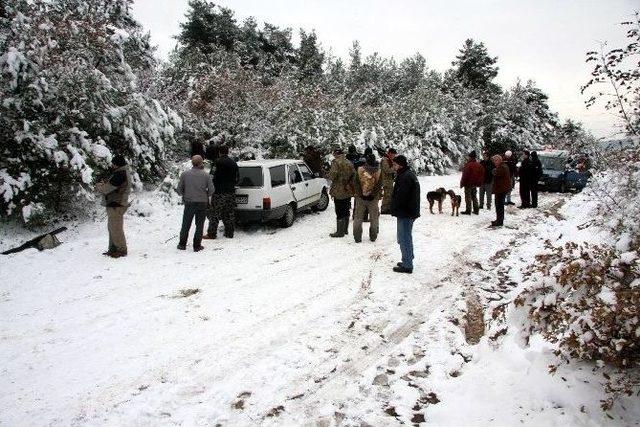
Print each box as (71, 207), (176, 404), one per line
(426, 187), (447, 214)
(447, 190), (462, 216)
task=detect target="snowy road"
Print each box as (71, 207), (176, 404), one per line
(1, 174), (564, 426)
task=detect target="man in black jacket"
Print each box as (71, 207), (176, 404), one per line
(518, 150), (533, 208)
(479, 150), (494, 209)
(529, 151), (543, 208)
(390, 155), (420, 274)
(204, 146), (239, 239)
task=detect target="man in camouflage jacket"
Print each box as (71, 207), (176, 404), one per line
(380, 148), (397, 214)
(328, 147), (355, 237)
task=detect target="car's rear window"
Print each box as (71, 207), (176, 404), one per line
(238, 166), (263, 187)
(269, 165), (286, 187)
(539, 156), (566, 171)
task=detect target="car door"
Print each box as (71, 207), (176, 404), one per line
(288, 164), (307, 206)
(268, 164), (289, 209)
(296, 162), (321, 205)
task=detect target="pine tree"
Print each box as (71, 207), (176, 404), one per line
(178, 0), (238, 53)
(0, 0), (180, 222)
(452, 39), (500, 93)
(296, 30), (324, 82)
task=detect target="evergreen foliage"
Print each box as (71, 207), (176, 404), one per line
(152, 2), (563, 177)
(0, 0), (180, 222)
(1, 0), (575, 223)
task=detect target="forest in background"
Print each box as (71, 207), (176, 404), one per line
(0, 0), (601, 222)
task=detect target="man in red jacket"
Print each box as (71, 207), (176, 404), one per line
(460, 151), (485, 215)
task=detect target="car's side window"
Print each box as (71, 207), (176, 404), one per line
(298, 163), (314, 181)
(270, 165), (286, 187)
(289, 165), (303, 184)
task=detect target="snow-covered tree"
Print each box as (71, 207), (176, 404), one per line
(0, 0), (181, 222)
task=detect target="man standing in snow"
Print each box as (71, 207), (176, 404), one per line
(177, 155), (214, 251)
(504, 150), (517, 205)
(460, 151), (484, 215)
(491, 154), (511, 228)
(518, 150), (533, 209)
(204, 146), (239, 239)
(391, 155), (420, 273)
(479, 150), (494, 210)
(353, 153), (382, 243)
(380, 148), (397, 214)
(95, 155), (131, 258)
(303, 145), (323, 174)
(328, 147), (356, 238)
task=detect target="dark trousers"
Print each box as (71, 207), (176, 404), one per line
(179, 202), (207, 248)
(207, 193), (235, 236)
(464, 186), (479, 212)
(519, 181), (531, 207)
(334, 197), (351, 220)
(494, 192), (506, 225)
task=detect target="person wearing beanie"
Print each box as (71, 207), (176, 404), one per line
(459, 150), (485, 215)
(177, 155), (215, 251)
(518, 150), (533, 209)
(353, 153), (382, 243)
(491, 154), (511, 227)
(328, 147), (356, 238)
(503, 150), (517, 205)
(380, 148), (397, 214)
(95, 154), (131, 258)
(390, 155), (420, 273)
(479, 150), (495, 210)
(529, 151), (543, 208)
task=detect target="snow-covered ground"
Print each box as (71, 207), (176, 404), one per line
(1, 174), (638, 426)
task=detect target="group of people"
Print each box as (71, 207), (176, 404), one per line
(327, 146), (420, 274)
(95, 143), (540, 270)
(95, 146), (240, 257)
(176, 146), (239, 251)
(459, 149), (544, 228)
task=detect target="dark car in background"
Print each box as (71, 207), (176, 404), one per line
(537, 150), (590, 192)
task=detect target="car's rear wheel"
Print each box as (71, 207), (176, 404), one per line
(281, 204), (295, 228)
(313, 190), (329, 212)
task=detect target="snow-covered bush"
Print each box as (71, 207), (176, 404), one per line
(514, 149), (640, 409)
(0, 0), (181, 223)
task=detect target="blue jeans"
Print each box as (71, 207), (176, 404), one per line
(505, 177), (515, 203)
(396, 217), (415, 269)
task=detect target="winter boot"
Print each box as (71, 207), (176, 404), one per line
(330, 218), (347, 238)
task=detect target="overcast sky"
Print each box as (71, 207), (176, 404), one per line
(131, 0), (637, 138)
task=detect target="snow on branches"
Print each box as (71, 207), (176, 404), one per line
(0, 0), (181, 222)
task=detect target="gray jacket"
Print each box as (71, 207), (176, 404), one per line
(178, 167), (215, 203)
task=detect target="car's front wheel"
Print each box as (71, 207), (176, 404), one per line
(312, 190), (329, 212)
(281, 204), (295, 228)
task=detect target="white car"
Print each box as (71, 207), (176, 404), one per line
(234, 159), (330, 227)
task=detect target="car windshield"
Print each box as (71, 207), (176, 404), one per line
(539, 155), (566, 171)
(237, 166), (263, 187)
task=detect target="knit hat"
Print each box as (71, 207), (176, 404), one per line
(112, 155), (127, 167)
(469, 151), (477, 159)
(393, 155), (408, 168)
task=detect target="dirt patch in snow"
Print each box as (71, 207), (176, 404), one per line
(174, 288), (201, 298)
(464, 290), (485, 344)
